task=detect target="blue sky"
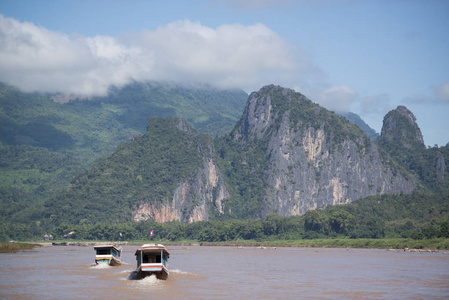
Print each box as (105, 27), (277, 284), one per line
(1, 0), (448, 146)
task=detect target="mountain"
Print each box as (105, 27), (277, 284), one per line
(215, 85), (416, 219)
(0, 82), (247, 210)
(377, 106), (448, 191)
(10, 84), (449, 233)
(380, 105), (425, 149)
(0, 143), (84, 220)
(0, 81), (248, 159)
(98, 81), (248, 136)
(16, 118), (229, 227)
(337, 111), (379, 140)
(9, 85), (419, 227)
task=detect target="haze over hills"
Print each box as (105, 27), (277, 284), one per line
(337, 112), (379, 140)
(0, 81), (248, 152)
(1, 82), (448, 240)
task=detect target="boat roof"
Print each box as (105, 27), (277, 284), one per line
(134, 243), (170, 256)
(94, 244), (122, 250)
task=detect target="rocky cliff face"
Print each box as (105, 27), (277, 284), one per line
(230, 85), (416, 216)
(132, 118), (229, 223)
(39, 87), (422, 226)
(132, 157), (229, 223)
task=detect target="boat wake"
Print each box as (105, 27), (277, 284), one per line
(140, 275), (160, 285)
(170, 269), (193, 275)
(170, 269), (203, 278)
(90, 263), (111, 269)
(126, 273), (164, 289)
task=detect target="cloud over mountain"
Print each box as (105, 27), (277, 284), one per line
(317, 85), (357, 112)
(0, 15), (297, 96)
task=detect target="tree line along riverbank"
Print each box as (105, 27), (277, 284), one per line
(191, 238), (449, 250)
(2, 238), (448, 253)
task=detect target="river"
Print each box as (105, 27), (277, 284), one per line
(1, 244), (448, 299)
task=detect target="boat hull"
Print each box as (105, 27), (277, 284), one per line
(136, 264), (169, 280)
(95, 257), (121, 266)
(134, 244), (170, 280)
(94, 245), (122, 266)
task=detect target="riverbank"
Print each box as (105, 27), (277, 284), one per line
(5, 238), (449, 251)
(193, 238), (449, 250)
(0, 242), (41, 253)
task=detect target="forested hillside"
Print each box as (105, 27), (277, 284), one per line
(1, 84), (448, 244)
(103, 82), (248, 135)
(6, 85), (418, 227)
(377, 106), (449, 191)
(0, 143), (84, 219)
(0, 82), (247, 161)
(2, 190), (447, 243)
(11, 118), (214, 227)
(0, 82), (247, 209)
(6, 116), (234, 237)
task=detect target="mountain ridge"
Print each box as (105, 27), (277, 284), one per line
(0, 81), (248, 209)
(220, 85), (415, 218)
(16, 118), (228, 226)
(2, 83), (447, 232)
(337, 111), (379, 140)
(377, 105), (448, 191)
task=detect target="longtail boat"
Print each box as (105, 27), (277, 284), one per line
(135, 244), (170, 279)
(94, 245), (122, 266)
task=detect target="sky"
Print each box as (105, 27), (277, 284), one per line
(0, 0), (448, 146)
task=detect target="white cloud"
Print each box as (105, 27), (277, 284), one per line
(401, 82), (449, 106)
(0, 15), (298, 96)
(314, 85), (357, 112)
(134, 21), (296, 89)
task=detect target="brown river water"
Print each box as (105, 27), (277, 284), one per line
(1, 245), (448, 299)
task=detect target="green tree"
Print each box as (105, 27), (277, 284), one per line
(304, 210), (329, 234)
(329, 210), (354, 234)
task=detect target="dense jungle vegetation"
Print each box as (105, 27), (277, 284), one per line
(5, 118), (209, 227)
(2, 190), (448, 243)
(213, 133), (271, 220)
(1, 83), (448, 247)
(0, 82), (247, 208)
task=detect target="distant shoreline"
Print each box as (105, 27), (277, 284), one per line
(192, 238), (449, 251)
(0, 242), (41, 253)
(1, 238), (446, 252)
